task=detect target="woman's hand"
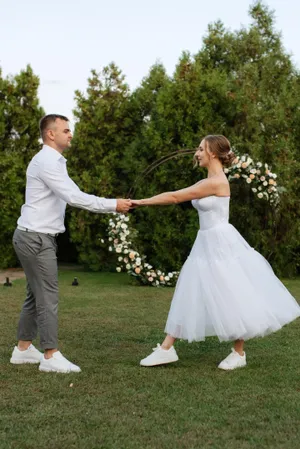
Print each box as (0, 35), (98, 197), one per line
(130, 199), (144, 208)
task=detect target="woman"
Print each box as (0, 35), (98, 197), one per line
(131, 135), (300, 370)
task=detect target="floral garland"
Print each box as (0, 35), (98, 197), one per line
(104, 214), (179, 287)
(104, 154), (279, 286)
(225, 154), (279, 205)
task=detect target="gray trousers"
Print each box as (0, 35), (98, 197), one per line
(13, 229), (59, 349)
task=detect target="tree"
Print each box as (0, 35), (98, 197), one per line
(67, 63), (138, 270)
(0, 65), (43, 268)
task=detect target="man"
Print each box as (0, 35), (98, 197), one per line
(10, 114), (131, 373)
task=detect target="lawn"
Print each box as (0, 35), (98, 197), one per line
(1, 271), (300, 449)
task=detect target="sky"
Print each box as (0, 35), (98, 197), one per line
(1, 0), (299, 124)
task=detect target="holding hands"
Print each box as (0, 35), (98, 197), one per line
(116, 198), (132, 213)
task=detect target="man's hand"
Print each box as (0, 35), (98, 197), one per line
(116, 198), (132, 213)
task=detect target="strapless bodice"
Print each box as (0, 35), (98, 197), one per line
(191, 196), (230, 230)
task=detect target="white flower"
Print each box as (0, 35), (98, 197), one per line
(252, 188), (257, 193)
(108, 237), (113, 242)
(110, 223), (115, 228)
(250, 168), (256, 174)
(257, 193), (263, 199)
(121, 223), (127, 229)
(273, 174), (277, 179)
(124, 216), (130, 222)
(168, 273), (173, 278)
(100, 239), (104, 243)
(109, 246), (112, 251)
(260, 176), (265, 181)
(156, 280), (159, 285)
(116, 247), (122, 253)
(224, 168), (229, 174)
(257, 162), (262, 168)
(246, 178), (252, 183)
(126, 264), (131, 270)
(120, 214), (126, 220)
(118, 256), (123, 262)
(124, 249), (128, 254)
(116, 267), (121, 272)
(165, 276), (170, 281)
(263, 181), (268, 186)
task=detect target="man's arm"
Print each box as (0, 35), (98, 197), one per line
(39, 160), (131, 214)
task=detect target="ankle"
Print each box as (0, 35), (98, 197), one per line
(44, 349), (58, 360)
(17, 341), (32, 351)
(235, 349), (245, 357)
(161, 344), (172, 351)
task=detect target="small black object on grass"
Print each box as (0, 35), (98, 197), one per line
(72, 277), (79, 286)
(4, 277), (12, 287)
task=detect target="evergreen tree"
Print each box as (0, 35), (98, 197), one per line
(67, 63), (136, 270)
(0, 66), (43, 268)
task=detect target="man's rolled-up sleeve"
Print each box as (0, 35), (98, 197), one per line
(39, 160), (117, 213)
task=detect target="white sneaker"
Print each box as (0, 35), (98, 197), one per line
(140, 344), (179, 367)
(218, 348), (247, 371)
(39, 351), (81, 373)
(10, 344), (43, 364)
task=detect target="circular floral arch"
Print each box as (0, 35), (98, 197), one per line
(105, 154), (279, 287)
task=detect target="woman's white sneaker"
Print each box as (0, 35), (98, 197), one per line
(140, 344), (179, 367)
(218, 348), (246, 371)
(39, 351), (81, 373)
(10, 344), (43, 364)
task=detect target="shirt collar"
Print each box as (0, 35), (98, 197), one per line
(42, 145), (67, 162)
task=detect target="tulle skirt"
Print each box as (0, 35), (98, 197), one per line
(165, 223), (300, 342)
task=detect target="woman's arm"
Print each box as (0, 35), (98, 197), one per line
(132, 178), (222, 206)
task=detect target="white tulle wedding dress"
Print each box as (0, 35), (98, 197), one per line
(165, 195), (300, 342)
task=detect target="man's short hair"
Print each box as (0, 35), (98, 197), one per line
(39, 114), (69, 140)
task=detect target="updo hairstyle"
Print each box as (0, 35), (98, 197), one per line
(204, 135), (235, 167)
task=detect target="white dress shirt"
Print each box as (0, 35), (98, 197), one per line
(17, 145), (117, 234)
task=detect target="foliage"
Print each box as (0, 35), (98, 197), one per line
(0, 65), (44, 268)
(66, 63), (139, 270)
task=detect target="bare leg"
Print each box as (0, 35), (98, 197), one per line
(234, 339), (245, 356)
(161, 335), (176, 350)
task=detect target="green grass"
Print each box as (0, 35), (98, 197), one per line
(1, 272), (300, 449)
